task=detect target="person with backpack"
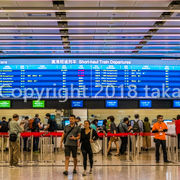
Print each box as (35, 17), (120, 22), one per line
(32, 114), (42, 152)
(118, 117), (132, 155)
(0, 117), (9, 151)
(130, 114), (143, 152)
(143, 117), (151, 151)
(130, 114), (143, 133)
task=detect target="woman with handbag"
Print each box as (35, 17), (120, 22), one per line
(80, 120), (99, 176)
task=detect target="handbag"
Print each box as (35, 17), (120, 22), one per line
(10, 133), (17, 142)
(90, 129), (101, 153)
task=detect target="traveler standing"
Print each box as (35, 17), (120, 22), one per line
(21, 116), (30, 151)
(0, 117), (9, 151)
(80, 120), (98, 176)
(102, 119), (108, 134)
(9, 114), (24, 167)
(131, 114), (143, 133)
(107, 116), (119, 156)
(118, 117), (132, 155)
(44, 113), (57, 132)
(90, 119), (98, 131)
(130, 114), (143, 152)
(152, 115), (170, 163)
(143, 117), (151, 151)
(76, 116), (82, 127)
(60, 114), (81, 176)
(32, 114), (41, 152)
(44, 113), (57, 147)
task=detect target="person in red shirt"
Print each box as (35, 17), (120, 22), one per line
(175, 115), (180, 149)
(152, 115), (170, 163)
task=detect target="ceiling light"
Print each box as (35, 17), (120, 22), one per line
(0, 26), (180, 30)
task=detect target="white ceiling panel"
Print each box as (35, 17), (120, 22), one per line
(0, 1), (17, 7)
(134, 1), (172, 7)
(69, 29), (96, 33)
(124, 22), (155, 26)
(100, 1), (136, 7)
(68, 22), (97, 26)
(65, 1), (99, 7)
(128, 12), (162, 18)
(0, 0), (178, 57)
(164, 21), (180, 26)
(66, 12), (98, 17)
(17, 1), (53, 8)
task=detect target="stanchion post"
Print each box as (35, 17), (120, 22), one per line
(131, 135), (134, 161)
(167, 135), (171, 161)
(50, 135), (53, 164)
(1, 135), (4, 162)
(40, 135), (43, 163)
(103, 135), (107, 157)
(54, 135), (57, 163)
(42, 136), (44, 162)
(137, 135), (140, 159)
(170, 135), (172, 161)
(21, 136), (24, 163)
(8, 136), (10, 163)
(176, 135), (178, 163)
(172, 136), (175, 162)
(127, 135), (130, 161)
(31, 135), (33, 163)
(133, 135), (136, 161)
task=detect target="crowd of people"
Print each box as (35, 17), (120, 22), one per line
(0, 113), (180, 176)
(59, 113), (179, 176)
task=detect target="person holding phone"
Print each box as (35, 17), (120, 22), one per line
(60, 115), (81, 176)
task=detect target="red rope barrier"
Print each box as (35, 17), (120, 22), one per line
(0, 132), (176, 137)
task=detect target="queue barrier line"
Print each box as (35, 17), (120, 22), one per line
(0, 132), (177, 137)
(0, 132), (178, 164)
(0, 132), (165, 137)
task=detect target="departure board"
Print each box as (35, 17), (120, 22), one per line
(0, 58), (180, 99)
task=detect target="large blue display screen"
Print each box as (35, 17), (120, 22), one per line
(0, 58), (180, 99)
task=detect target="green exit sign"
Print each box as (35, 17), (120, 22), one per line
(0, 100), (11, 108)
(32, 100), (45, 108)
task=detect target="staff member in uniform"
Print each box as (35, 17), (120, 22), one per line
(152, 115), (170, 163)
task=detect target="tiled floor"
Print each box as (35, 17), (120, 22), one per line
(0, 165), (180, 180)
(0, 150), (180, 180)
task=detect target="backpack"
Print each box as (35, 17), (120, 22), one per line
(29, 119), (34, 130)
(116, 124), (120, 133)
(118, 123), (127, 133)
(0, 121), (9, 132)
(32, 118), (40, 131)
(143, 122), (151, 132)
(49, 119), (57, 132)
(132, 120), (140, 133)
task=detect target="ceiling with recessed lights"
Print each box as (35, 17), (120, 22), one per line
(0, 0), (180, 58)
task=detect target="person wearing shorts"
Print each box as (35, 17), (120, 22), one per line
(107, 116), (120, 156)
(60, 115), (81, 176)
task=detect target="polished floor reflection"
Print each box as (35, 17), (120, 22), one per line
(0, 165), (179, 180)
(0, 151), (179, 180)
